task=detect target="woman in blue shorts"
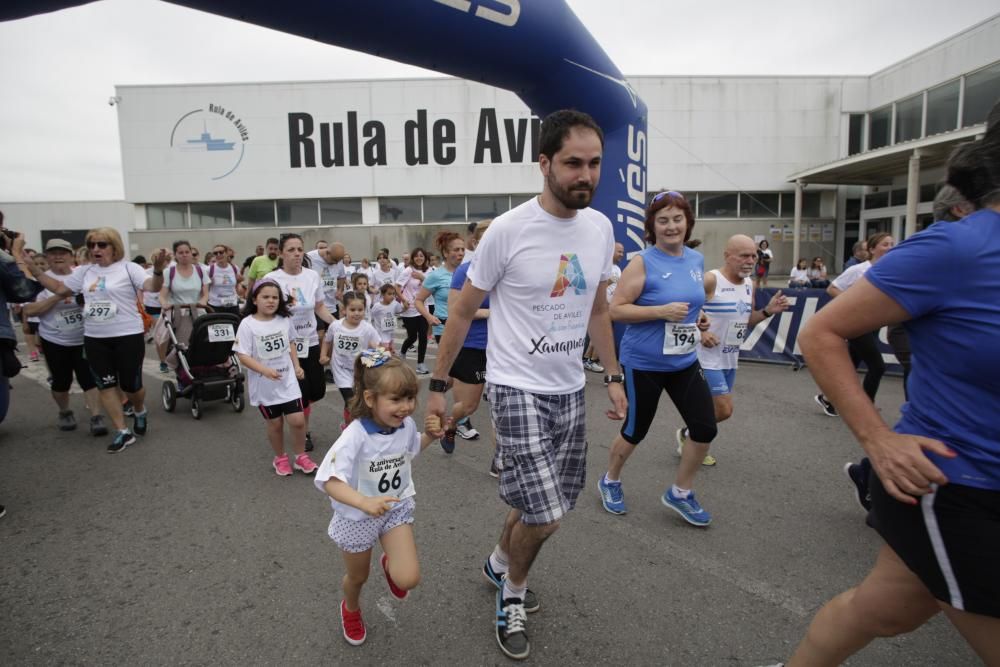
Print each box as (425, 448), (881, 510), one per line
(787, 102), (1000, 666)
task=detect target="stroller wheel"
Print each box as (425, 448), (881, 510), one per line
(162, 382), (177, 413)
(190, 397), (202, 420)
(232, 387), (245, 413)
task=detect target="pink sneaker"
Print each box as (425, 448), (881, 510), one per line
(380, 552), (409, 600)
(272, 454), (292, 476)
(29, 350), (39, 362)
(293, 453), (317, 474)
(340, 600), (366, 645)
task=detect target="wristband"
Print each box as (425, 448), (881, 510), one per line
(153, 270), (164, 277)
(762, 308), (772, 317)
(428, 378), (448, 393)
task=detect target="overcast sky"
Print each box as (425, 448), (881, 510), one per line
(1, 0), (997, 202)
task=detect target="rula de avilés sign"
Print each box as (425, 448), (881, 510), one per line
(288, 108), (540, 168)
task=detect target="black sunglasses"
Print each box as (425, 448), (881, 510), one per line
(87, 241), (110, 249)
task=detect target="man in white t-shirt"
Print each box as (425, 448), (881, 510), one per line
(425, 110), (627, 661)
(460, 219), (479, 265)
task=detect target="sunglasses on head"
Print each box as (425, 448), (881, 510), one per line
(651, 190), (685, 203)
(87, 241), (110, 249)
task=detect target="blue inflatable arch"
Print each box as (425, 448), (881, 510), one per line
(4, 0), (649, 254)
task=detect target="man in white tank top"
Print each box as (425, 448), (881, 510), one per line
(679, 235), (789, 465)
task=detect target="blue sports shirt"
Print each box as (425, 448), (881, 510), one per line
(449, 261), (489, 350)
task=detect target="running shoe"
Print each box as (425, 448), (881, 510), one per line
(132, 410), (148, 436)
(380, 553), (409, 600)
(495, 588), (530, 660)
(597, 474), (627, 515)
(843, 460), (872, 511)
(29, 350), (39, 362)
(273, 454), (293, 476)
(482, 559), (539, 613)
(675, 427), (716, 466)
(814, 394), (838, 417)
(583, 358), (605, 373)
(340, 600), (366, 646)
(293, 453), (318, 475)
(122, 401), (135, 417)
(661, 488), (712, 527)
(415, 363), (429, 375)
(455, 417), (480, 440)
(304, 431), (314, 452)
(159, 362), (169, 374)
(440, 427), (456, 454)
(57, 410), (77, 431)
(89, 415), (108, 437)
(107, 430), (137, 454)
(0, 504), (5, 519)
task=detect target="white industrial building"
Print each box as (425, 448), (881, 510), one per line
(4, 14), (998, 272)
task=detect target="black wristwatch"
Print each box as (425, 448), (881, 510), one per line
(429, 378), (448, 393)
(604, 373), (624, 385)
(761, 307), (772, 317)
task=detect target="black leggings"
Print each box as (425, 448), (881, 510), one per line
(848, 331), (885, 402)
(40, 337), (96, 393)
(400, 315), (428, 363)
(620, 362), (717, 445)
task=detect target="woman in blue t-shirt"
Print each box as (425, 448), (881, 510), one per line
(787, 102), (1000, 665)
(596, 190), (718, 527)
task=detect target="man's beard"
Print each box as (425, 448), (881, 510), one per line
(548, 172), (594, 210)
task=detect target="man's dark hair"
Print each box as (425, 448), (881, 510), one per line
(466, 220), (478, 234)
(538, 109), (604, 160)
(265, 237), (279, 247)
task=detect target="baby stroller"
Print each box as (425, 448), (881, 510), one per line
(160, 305), (245, 419)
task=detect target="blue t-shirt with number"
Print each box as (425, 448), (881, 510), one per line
(422, 267), (454, 336)
(450, 261), (489, 349)
(866, 209), (1000, 491)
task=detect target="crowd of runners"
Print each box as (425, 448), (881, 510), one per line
(0, 104), (997, 664)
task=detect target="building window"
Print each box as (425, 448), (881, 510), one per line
(233, 200), (275, 227)
(864, 191), (889, 209)
(739, 192), (779, 218)
(895, 93), (923, 143)
(962, 62), (1000, 127)
(320, 198), (363, 225)
(847, 114), (864, 155)
(147, 203), (187, 229)
(277, 199), (318, 226)
(890, 188), (909, 207)
(190, 202), (231, 228)
(698, 193), (738, 218)
(423, 196), (466, 222)
(845, 198), (861, 221)
(919, 183), (937, 202)
(801, 192), (822, 217)
(926, 80), (959, 135)
(379, 197), (422, 223)
(467, 195), (509, 220)
(868, 106), (892, 150)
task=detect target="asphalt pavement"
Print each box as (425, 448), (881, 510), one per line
(0, 340), (977, 665)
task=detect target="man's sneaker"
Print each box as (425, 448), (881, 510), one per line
(482, 559), (539, 613)
(107, 430), (137, 454)
(597, 475), (627, 515)
(273, 454), (293, 476)
(159, 362), (169, 374)
(583, 358), (605, 373)
(293, 453), (318, 475)
(661, 488), (712, 527)
(340, 600), (366, 646)
(489, 459), (500, 478)
(122, 401), (135, 417)
(89, 415), (108, 437)
(57, 410), (77, 431)
(415, 363), (429, 375)
(496, 589), (530, 660)
(304, 431), (314, 452)
(814, 394), (838, 417)
(380, 553), (409, 600)
(843, 460), (872, 511)
(132, 410), (148, 436)
(440, 427), (456, 454)
(675, 426), (717, 466)
(455, 417), (480, 440)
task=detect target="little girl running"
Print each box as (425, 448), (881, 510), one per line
(350, 272), (373, 318)
(233, 280), (318, 476)
(319, 290), (380, 429)
(315, 349), (443, 646)
(369, 283), (403, 354)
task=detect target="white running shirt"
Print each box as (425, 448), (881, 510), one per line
(698, 269), (754, 371)
(233, 315), (301, 407)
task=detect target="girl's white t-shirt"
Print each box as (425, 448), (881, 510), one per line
(267, 268), (326, 349)
(394, 267), (423, 318)
(36, 268), (85, 347)
(233, 315), (302, 407)
(371, 266), (397, 289)
(165, 265), (210, 305)
(323, 319), (380, 388)
(62, 260), (148, 338)
(370, 301), (402, 343)
(207, 263), (240, 307)
(314, 417), (422, 522)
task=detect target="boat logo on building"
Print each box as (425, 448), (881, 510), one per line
(170, 104), (249, 180)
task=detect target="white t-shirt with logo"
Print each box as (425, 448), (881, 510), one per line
(207, 263), (240, 307)
(267, 268), (325, 349)
(324, 319), (380, 388)
(698, 270), (754, 371)
(606, 264), (623, 302)
(371, 266), (398, 289)
(370, 300), (402, 344)
(233, 315), (301, 407)
(306, 249), (347, 311)
(37, 268), (85, 347)
(468, 197), (614, 394)
(62, 260), (148, 338)
(314, 417), (422, 522)
(394, 267), (424, 318)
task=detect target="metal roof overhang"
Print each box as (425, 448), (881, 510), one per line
(788, 125), (986, 186)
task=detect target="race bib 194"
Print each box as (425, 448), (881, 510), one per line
(357, 454), (414, 500)
(662, 323), (699, 355)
